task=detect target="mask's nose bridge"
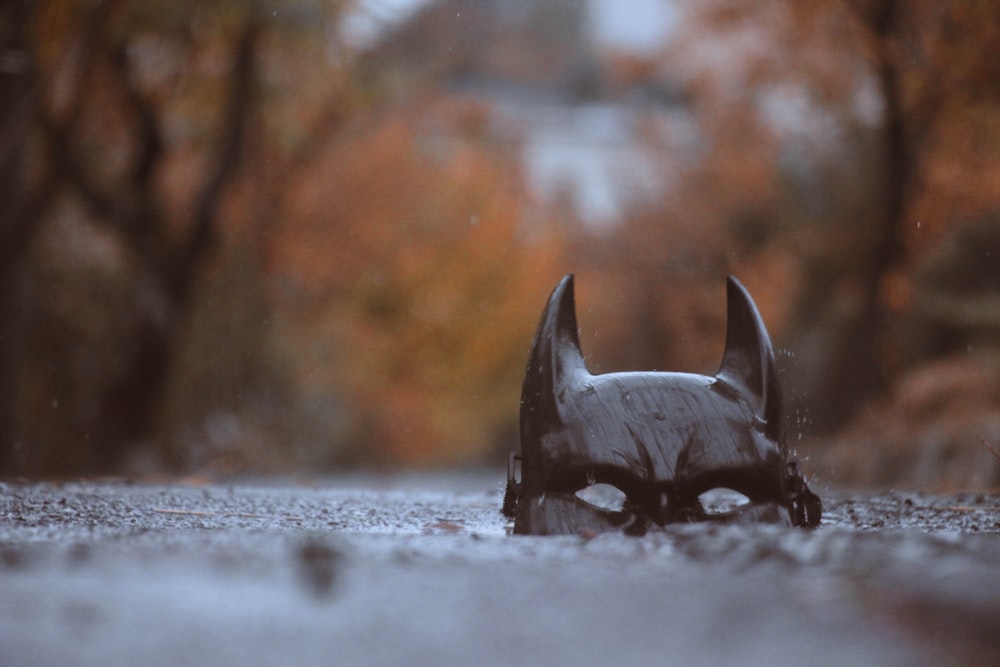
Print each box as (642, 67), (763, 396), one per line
(635, 487), (711, 525)
(625, 487), (680, 526)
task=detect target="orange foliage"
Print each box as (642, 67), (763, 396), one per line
(270, 97), (564, 466)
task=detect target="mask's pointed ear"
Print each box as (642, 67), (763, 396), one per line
(716, 276), (783, 442)
(525, 273), (588, 388)
(520, 274), (588, 444)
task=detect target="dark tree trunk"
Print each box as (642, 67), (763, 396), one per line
(830, 0), (911, 419)
(790, 0), (919, 434)
(0, 4), (259, 474)
(0, 0), (42, 471)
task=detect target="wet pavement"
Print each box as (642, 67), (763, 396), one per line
(2, 475), (999, 666)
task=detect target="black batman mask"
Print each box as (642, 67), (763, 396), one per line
(503, 274), (821, 535)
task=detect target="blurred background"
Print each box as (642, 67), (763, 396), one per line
(1, 0), (998, 489)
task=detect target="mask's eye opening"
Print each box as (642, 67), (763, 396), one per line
(575, 483), (627, 512)
(697, 488), (751, 515)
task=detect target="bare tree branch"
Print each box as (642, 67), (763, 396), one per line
(175, 19), (259, 300)
(109, 41), (165, 192)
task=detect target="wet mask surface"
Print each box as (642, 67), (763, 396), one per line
(503, 274), (821, 535)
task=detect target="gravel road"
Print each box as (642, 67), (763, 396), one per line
(2, 475), (999, 666)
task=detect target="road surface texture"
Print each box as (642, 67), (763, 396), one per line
(2, 474), (999, 666)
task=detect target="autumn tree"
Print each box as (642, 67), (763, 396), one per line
(615, 0), (1000, 438)
(790, 0), (1000, 432)
(0, 0), (350, 474)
